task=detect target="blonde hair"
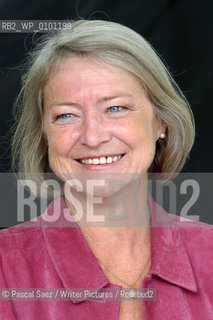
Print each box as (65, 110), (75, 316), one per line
(12, 19), (195, 187)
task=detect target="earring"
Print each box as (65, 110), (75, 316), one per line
(159, 133), (166, 139)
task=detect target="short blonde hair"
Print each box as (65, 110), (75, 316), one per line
(12, 19), (195, 186)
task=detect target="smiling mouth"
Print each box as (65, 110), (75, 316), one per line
(76, 154), (125, 165)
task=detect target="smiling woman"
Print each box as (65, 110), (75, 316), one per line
(0, 19), (213, 320)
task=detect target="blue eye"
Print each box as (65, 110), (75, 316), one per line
(109, 106), (123, 112)
(56, 113), (74, 121)
(60, 113), (73, 118)
(55, 113), (75, 123)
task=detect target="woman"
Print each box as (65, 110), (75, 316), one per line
(0, 19), (213, 319)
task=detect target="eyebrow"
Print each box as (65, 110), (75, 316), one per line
(49, 93), (133, 108)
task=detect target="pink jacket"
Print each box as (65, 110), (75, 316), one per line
(0, 195), (213, 319)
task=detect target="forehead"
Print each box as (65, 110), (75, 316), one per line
(44, 56), (147, 102)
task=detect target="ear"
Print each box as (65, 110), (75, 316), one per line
(155, 118), (167, 141)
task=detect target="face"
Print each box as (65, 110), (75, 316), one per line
(43, 56), (165, 189)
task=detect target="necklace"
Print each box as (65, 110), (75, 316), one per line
(79, 227), (151, 290)
(96, 254), (151, 288)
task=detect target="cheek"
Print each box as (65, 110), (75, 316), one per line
(128, 116), (158, 163)
(136, 115), (159, 144)
(125, 117), (155, 147)
(46, 128), (76, 157)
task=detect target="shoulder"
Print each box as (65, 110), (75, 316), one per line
(151, 196), (213, 244)
(162, 209), (213, 247)
(0, 216), (44, 251)
(176, 217), (213, 254)
(167, 213), (213, 279)
(0, 195), (68, 251)
(169, 212), (213, 241)
(152, 196), (213, 269)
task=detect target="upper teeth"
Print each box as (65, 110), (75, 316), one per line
(79, 155), (122, 165)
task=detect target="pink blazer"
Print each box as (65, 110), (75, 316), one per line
(0, 195), (213, 319)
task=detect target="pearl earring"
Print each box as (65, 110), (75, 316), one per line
(159, 133), (166, 139)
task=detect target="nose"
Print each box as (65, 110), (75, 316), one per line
(80, 112), (112, 148)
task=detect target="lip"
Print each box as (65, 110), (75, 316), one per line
(74, 153), (126, 170)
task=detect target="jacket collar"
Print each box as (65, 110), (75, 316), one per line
(42, 195), (197, 303)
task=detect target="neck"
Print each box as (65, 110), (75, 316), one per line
(65, 175), (151, 265)
(65, 174), (150, 227)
